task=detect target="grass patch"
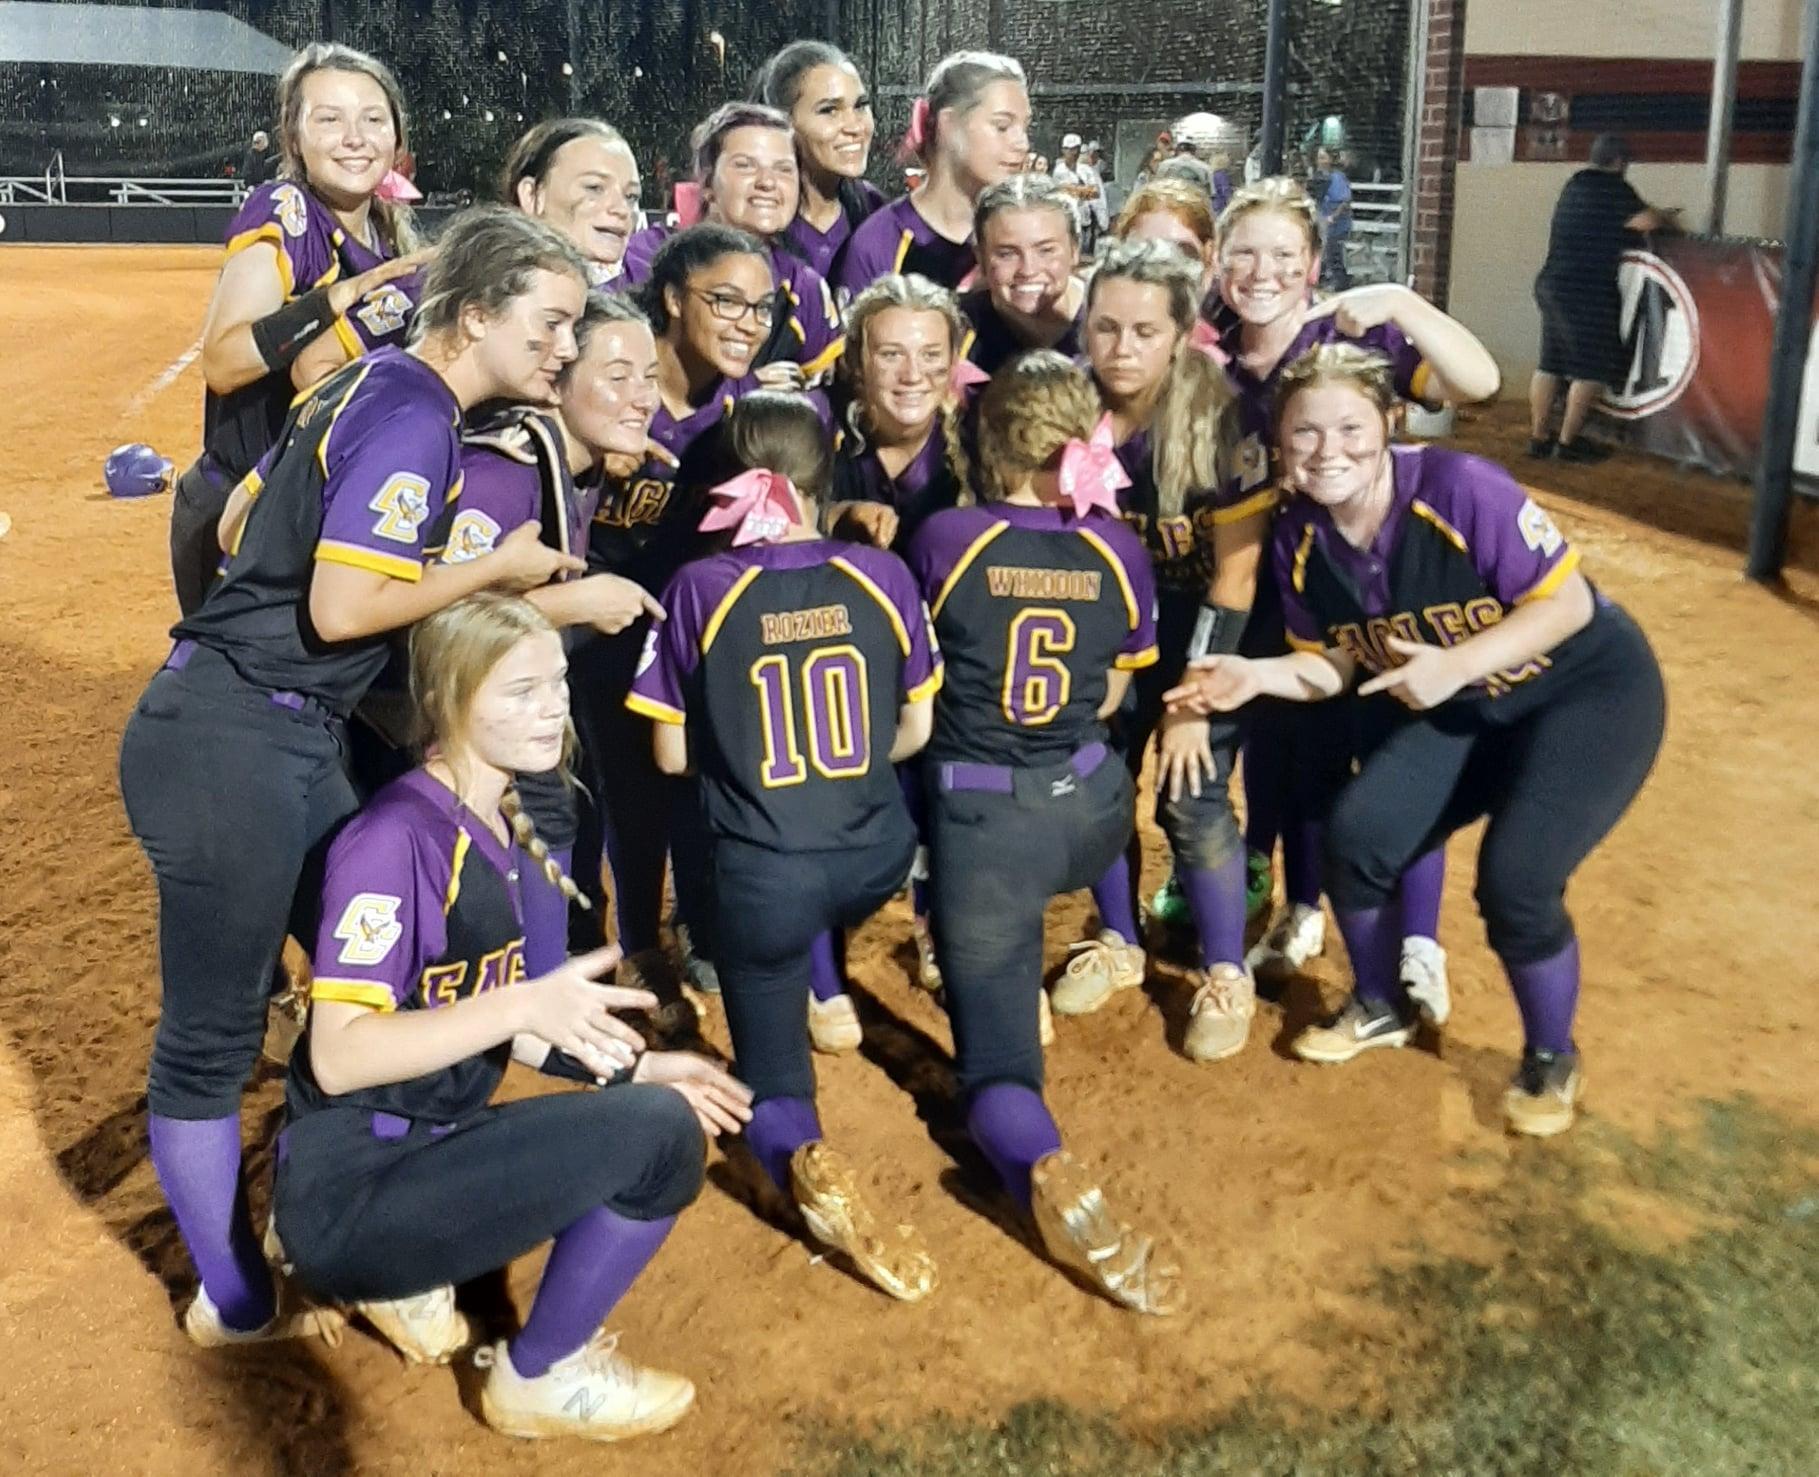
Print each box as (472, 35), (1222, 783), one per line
(784, 1099), (1819, 1477)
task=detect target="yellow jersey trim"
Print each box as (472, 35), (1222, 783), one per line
(1410, 498), (1469, 555)
(930, 521), (1010, 618)
(225, 223), (294, 299)
(1410, 360), (1435, 405)
(1075, 526), (1142, 630)
(315, 362), (373, 477)
(1514, 546), (1582, 605)
(625, 692), (686, 725)
(315, 541), (424, 583)
(1115, 644), (1161, 671)
(905, 668), (945, 704)
(1212, 486), (1279, 525)
(891, 228), (915, 273)
(330, 314), (363, 363)
(1286, 630), (1326, 653)
(831, 555), (912, 655)
(1291, 523), (1316, 594)
(443, 830), (471, 915)
(701, 565), (763, 655)
(799, 337), (846, 379)
(310, 978), (397, 1012)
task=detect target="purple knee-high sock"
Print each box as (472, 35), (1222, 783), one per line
(1506, 937), (1580, 1055)
(1334, 906), (1405, 1008)
(967, 1082), (1063, 1212)
(744, 1095), (823, 1195)
(519, 844), (574, 978)
(1397, 846), (1446, 941)
(809, 931), (846, 1003)
(1283, 814), (1325, 910)
(147, 1113), (275, 1331)
(1089, 855), (1141, 946)
(1180, 851), (1247, 969)
(507, 1207), (676, 1378)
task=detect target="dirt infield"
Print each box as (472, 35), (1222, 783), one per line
(0, 246), (1815, 1477)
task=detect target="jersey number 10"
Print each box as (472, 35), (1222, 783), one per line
(751, 645), (872, 788)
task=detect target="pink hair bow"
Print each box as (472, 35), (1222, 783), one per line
(1056, 414), (1130, 518)
(673, 181), (705, 227)
(948, 358), (991, 396)
(699, 468), (803, 547)
(896, 96), (932, 164)
(375, 169), (422, 203)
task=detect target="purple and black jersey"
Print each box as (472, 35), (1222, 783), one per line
(203, 181), (416, 483)
(958, 286), (1085, 376)
(288, 770), (527, 1124)
(785, 180), (887, 281)
(907, 503), (1159, 767)
(831, 420), (963, 550)
(175, 348), (461, 713)
(1275, 446), (1601, 710)
(449, 407), (598, 566)
(588, 442), (693, 591)
(628, 540), (941, 852)
(836, 195), (977, 302)
(1112, 424), (1276, 598)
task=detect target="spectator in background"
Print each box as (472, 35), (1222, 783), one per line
(1310, 144), (1351, 289)
(1530, 132), (1679, 462)
(239, 129), (276, 186)
(1079, 139), (1111, 249)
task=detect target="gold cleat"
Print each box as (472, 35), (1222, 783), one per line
(790, 1142), (938, 1302)
(1029, 1150), (1185, 1316)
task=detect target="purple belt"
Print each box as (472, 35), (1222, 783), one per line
(164, 639), (329, 719)
(939, 740), (1108, 795)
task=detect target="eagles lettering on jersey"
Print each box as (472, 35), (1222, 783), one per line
(175, 348), (462, 712)
(907, 503), (1159, 767)
(289, 770), (530, 1125)
(1112, 425), (1277, 595)
(1275, 446), (1592, 705)
(628, 541), (941, 852)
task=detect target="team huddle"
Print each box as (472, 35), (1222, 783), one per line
(117, 35), (1667, 1446)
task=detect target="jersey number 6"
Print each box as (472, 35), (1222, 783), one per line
(1003, 609), (1075, 726)
(751, 645), (871, 788)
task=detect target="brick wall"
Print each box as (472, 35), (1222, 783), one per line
(1409, 0), (1465, 306)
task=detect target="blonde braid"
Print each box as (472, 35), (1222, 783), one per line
(500, 788), (590, 910)
(939, 399), (975, 508)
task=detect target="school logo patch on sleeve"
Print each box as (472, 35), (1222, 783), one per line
(354, 284), (413, 339)
(1237, 435), (1270, 491)
(1516, 498), (1565, 557)
(369, 473), (433, 543)
(441, 509), (502, 564)
(272, 183), (309, 238)
(333, 893), (404, 966)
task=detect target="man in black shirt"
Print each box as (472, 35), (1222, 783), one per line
(239, 130), (277, 186)
(1529, 133), (1677, 462)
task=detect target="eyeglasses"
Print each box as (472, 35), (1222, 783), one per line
(691, 289), (776, 327)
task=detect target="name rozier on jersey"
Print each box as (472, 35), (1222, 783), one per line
(760, 604), (855, 645)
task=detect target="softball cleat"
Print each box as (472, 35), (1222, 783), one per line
(1052, 931), (1147, 1016)
(1182, 963), (1257, 1063)
(1292, 993), (1415, 1064)
(790, 1142), (937, 1302)
(1029, 1150), (1184, 1316)
(910, 916), (943, 991)
(184, 1279), (345, 1349)
(476, 1332), (695, 1442)
(1503, 1048), (1583, 1138)
(807, 992), (863, 1054)
(355, 1284), (471, 1365)
(1245, 901), (1326, 977)
(1399, 937), (1451, 1026)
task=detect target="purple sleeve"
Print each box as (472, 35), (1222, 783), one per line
(835, 213), (896, 303)
(626, 565), (710, 723)
(310, 810), (444, 1012)
(316, 394), (458, 583)
(1101, 520), (1160, 667)
(342, 269), (421, 354)
(439, 448), (539, 564)
(904, 509), (981, 605)
(618, 226), (667, 288)
(848, 547), (943, 701)
(1272, 507), (1327, 651)
(1357, 321), (1431, 406)
(787, 264), (843, 378)
(1440, 456), (1581, 607)
(224, 181), (334, 299)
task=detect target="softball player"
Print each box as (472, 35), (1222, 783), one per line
(1217, 178), (1500, 1017)
(959, 173), (1087, 375)
(171, 42), (424, 616)
(118, 208), (589, 1348)
(447, 293), (667, 984)
(750, 41), (886, 281)
(628, 393), (945, 1300)
(502, 118), (644, 287)
(837, 51), (1031, 301)
(277, 593), (750, 1438)
(1061, 239), (1267, 1064)
(1112, 178), (1222, 353)
(1167, 346), (1664, 1136)
(619, 104), (843, 392)
(906, 352), (1182, 1314)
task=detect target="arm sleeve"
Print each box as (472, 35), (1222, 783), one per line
(311, 817), (437, 1012)
(1447, 460), (1582, 607)
(316, 398), (458, 584)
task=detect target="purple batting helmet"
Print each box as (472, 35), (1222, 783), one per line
(105, 443), (174, 498)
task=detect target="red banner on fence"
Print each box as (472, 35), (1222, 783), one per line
(1602, 235), (1819, 488)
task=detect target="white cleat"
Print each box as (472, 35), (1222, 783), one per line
(808, 992), (863, 1054)
(476, 1332), (696, 1443)
(356, 1284), (471, 1365)
(1399, 936), (1451, 1026)
(1245, 902), (1327, 978)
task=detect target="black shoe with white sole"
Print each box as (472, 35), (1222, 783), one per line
(1292, 993), (1416, 1064)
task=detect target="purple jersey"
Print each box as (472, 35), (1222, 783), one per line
(175, 348), (461, 712)
(907, 503), (1159, 766)
(203, 181), (411, 481)
(831, 419), (963, 549)
(958, 286), (1085, 376)
(1112, 424), (1277, 597)
(836, 195), (977, 302)
(1274, 446), (1592, 707)
(784, 180), (887, 280)
(450, 408), (596, 565)
(289, 770), (527, 1123)
(629, 540), (941, 851)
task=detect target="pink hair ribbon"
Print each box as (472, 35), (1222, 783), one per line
(375, 169), (422, 203)
(1055, 414), (1130, 518)
(896, 95), (933, 164)
(673, 181), (705, 227)
(699, 468), (803, 547)
(948, 358), (991, 396)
